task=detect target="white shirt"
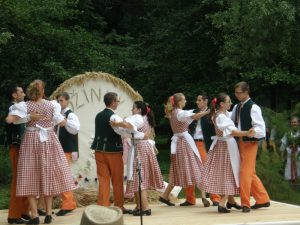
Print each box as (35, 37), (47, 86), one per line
(193, 108), (208, 140)
(231, 98), (265, 139)
(57, 107), (80, 135)
(193, 120), (203, 140)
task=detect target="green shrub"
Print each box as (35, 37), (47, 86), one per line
(0, 146), (11, 210)
(257, 151), (300, 205)
(0, 184), (10, 209)
(0, 146), (11, 185)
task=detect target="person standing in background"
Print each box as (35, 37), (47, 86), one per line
(280, 115), (300, 183)
(56, 92), (79, 216)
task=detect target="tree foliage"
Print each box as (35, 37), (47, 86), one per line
(0, 0), (300, 206)
(209, 0), (300, 107)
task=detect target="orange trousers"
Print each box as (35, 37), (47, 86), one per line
(185, 141), (220, 204)
(60, 153), (77, 210)
(8, 145), (29, 218)
(239, 141), (270, 208)
(95, 152), (124, 208)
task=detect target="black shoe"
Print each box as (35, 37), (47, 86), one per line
(56, 209), (74, 216)
(21, 214), (31, 221)
(159, 197), (175, 206)
(26, 217), (39, 225)
(226, 202), (242, 210)
(44, 215), (52, 224)
(218, 206), (230, 213)
(242, 206), (251, 213)
(212, 201), (219, 206)
(37, 209), (46, 216)
(8, 218), (26, 224)
(133, 209), (151, 216)
(38, 209), (54, 216)
(180, 201), (194, 206)
(202, 198), (210, 207)
(122, 208), (133, 214)
(251, 202), (270, 209)
(132, 208), (139, 214)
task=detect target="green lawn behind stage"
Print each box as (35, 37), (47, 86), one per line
(1, 137), (300, 209)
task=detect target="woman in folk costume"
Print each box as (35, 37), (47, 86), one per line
(159, 93), (210, 207)
(111, 101), (164, 216)
(200, 93), (255, 213)
(280, 115), (300, 183)
(6, 80), (75, 225)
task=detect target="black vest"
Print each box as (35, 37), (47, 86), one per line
(201, 113), (215, 151)
(90, 108), (123, 152)
(58, 109), (79, 153)
(236, 99), (264, 142)
(188, 108), (215, 151)
(5, 102), (25, 146)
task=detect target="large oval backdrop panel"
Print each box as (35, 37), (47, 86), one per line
(51, 72), (142, 188)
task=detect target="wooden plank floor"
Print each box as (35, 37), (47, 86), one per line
(1, 199), (300, 225)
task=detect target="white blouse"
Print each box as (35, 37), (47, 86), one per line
(216, 111), (238, 137)
(176, 109), (194, 124)
(9, 100), (64, 125)
(111, 114), (144, 139)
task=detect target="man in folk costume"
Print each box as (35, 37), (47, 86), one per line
(183, 94), (221, 206)
(91, 92), (132, 214)
(5, 85), (30, 224)
(56, 92), (79, 216)
(280, 116), (300, 183)
(231, 81), (270, 213)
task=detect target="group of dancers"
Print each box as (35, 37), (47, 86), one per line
(89, 81), (271, 217)
(5, 79), (271, 225)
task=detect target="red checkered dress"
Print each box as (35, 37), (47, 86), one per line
(200, 112), (239, 195)
(126, 117), (164, 193)
(168, 110), (202, 188)
(16, 100), (75, 196)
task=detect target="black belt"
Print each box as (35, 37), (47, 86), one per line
(194, 139), (203, 142)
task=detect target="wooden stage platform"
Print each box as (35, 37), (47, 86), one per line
(1, 199), (300, 225)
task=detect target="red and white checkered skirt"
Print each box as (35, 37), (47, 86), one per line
(168, 137), (202, 188)
(200, 140), (239, 195)
(16, 130), (75, 196)
(126, 140), (164, 193)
